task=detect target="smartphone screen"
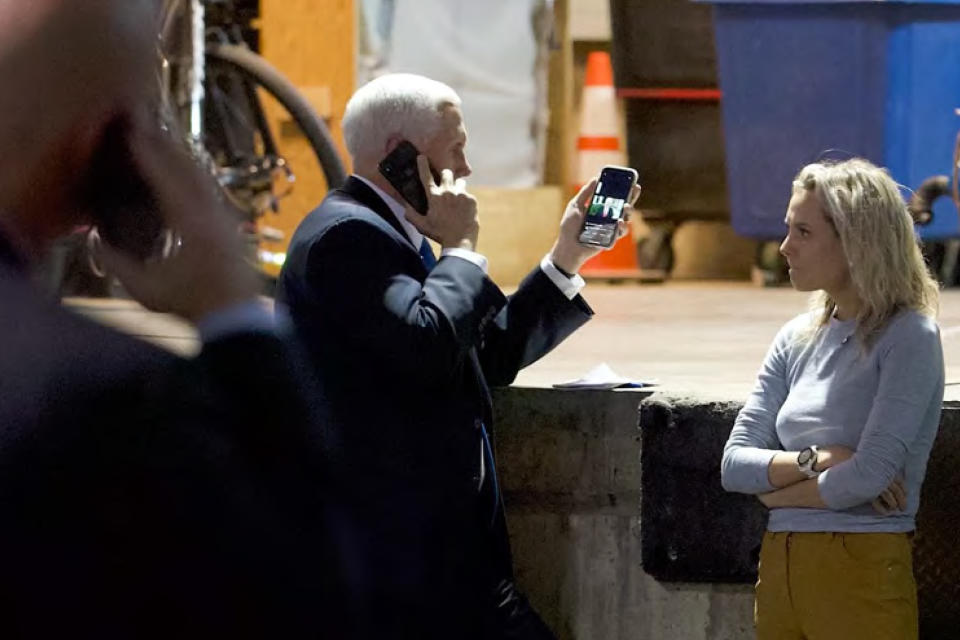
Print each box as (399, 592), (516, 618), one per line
(378, 140), (439, 215)
(578, 166), (638, 248)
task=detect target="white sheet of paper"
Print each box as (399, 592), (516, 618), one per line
(552, 363), (656, 390)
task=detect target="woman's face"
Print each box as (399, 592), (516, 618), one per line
(779, 189), (851, 294)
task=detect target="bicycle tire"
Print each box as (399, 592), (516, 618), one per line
(206, 42), (348, 190)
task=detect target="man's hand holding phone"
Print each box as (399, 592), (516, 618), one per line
(549, 176), (641, 275)
(97, 120), (260, 324)
(404, 154), (479, 252)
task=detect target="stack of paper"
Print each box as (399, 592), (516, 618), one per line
(552, 363), (656, 390)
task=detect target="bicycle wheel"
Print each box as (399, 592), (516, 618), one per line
(206, 42), (347, 191)
(202, 42), (347, 289)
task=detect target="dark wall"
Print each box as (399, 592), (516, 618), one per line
(609, 0), (717, 88)
(608, 1), (728, 219)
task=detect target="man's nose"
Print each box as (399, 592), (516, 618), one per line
(456, 160), (472, 180)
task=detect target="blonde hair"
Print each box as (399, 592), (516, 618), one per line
(793, 158), (939, 349)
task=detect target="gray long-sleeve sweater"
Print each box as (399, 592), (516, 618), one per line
(722, 309), (943, 533)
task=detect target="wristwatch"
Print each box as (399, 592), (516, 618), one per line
(797, 445), (821, 478)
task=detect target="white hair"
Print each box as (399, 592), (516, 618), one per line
(342, 73), (461, 163)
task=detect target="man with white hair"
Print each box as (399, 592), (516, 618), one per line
(278, 73), (633, 638)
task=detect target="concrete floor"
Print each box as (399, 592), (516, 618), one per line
(67, 282), (960, 402)
(518, 282), (960, 402)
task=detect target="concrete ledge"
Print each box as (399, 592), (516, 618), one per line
(494, 386), (754, 640)
(495, 386), (647, 514)
(494, 386), (960, 639)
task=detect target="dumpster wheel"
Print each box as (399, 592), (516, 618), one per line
(751, 241), (789, 287)
(636, 224), (675, 279)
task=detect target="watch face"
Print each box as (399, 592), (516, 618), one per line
(798, 448), (813, 465)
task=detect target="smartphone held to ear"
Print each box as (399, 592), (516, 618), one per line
(81, 117), (165, 260)
(578, 165), (639, 248)
(378, 140), (440, 215)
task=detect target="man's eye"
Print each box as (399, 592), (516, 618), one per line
(799, 229), (809, 237)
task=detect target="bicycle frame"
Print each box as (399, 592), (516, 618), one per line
(160, 0), (205, 144)
(162, 0), (294, 219)
(188, 0), (205, 142)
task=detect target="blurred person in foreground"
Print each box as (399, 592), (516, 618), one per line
(722, 158), (943, 640)
(277, 73), (638, 639)
(0, 1), (331, 635)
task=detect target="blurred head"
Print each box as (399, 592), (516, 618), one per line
(0, 0), (160, 257)
(343, 73), (471, 181)
(783, 158), (939, 346)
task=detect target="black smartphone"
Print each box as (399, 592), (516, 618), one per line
(577, 165), (639, 248)
(80, 117), (165, 260)
(378, 140), (439, 215)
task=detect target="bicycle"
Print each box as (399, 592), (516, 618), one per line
(160, 0), (346, 216)
(49, 0), (347, 297)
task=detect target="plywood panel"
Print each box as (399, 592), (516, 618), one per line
(472, 186), (566, 288)
(257, 0), (355, 276)
(425, 188), (565, 288)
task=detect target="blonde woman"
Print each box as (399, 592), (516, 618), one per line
(722, 158), (943, 640)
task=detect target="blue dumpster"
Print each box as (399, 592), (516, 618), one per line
(702, 0), (960, 239)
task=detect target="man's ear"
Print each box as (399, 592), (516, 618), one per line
(383, 134), (404, 157)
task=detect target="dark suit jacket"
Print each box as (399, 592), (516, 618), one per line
(277, 177), (593, 638)
(0, 234), (330, 638)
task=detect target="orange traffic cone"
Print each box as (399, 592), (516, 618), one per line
(575, 51), (625, 189)
(575, 51), (642, 280)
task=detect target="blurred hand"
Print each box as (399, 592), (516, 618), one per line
(548, 178), (641, 274)
(872, 476), (908, 515)
(405, 154), (479, 252)
(97, 120), (259, 324)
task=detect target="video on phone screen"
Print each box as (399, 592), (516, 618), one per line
(579, 172), (632, 246)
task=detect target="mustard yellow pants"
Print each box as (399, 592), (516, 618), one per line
(755, 531), (918, 640)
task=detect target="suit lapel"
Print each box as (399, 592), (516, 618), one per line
(341, 177), (492, 414)
(339, 176), (418, 253)
(342, 177), (497, 509)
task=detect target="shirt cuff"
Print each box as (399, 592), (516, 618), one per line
(441, 247), (488, 274)
(195, 299), (278, 343)
(540, 255), (585, 300)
